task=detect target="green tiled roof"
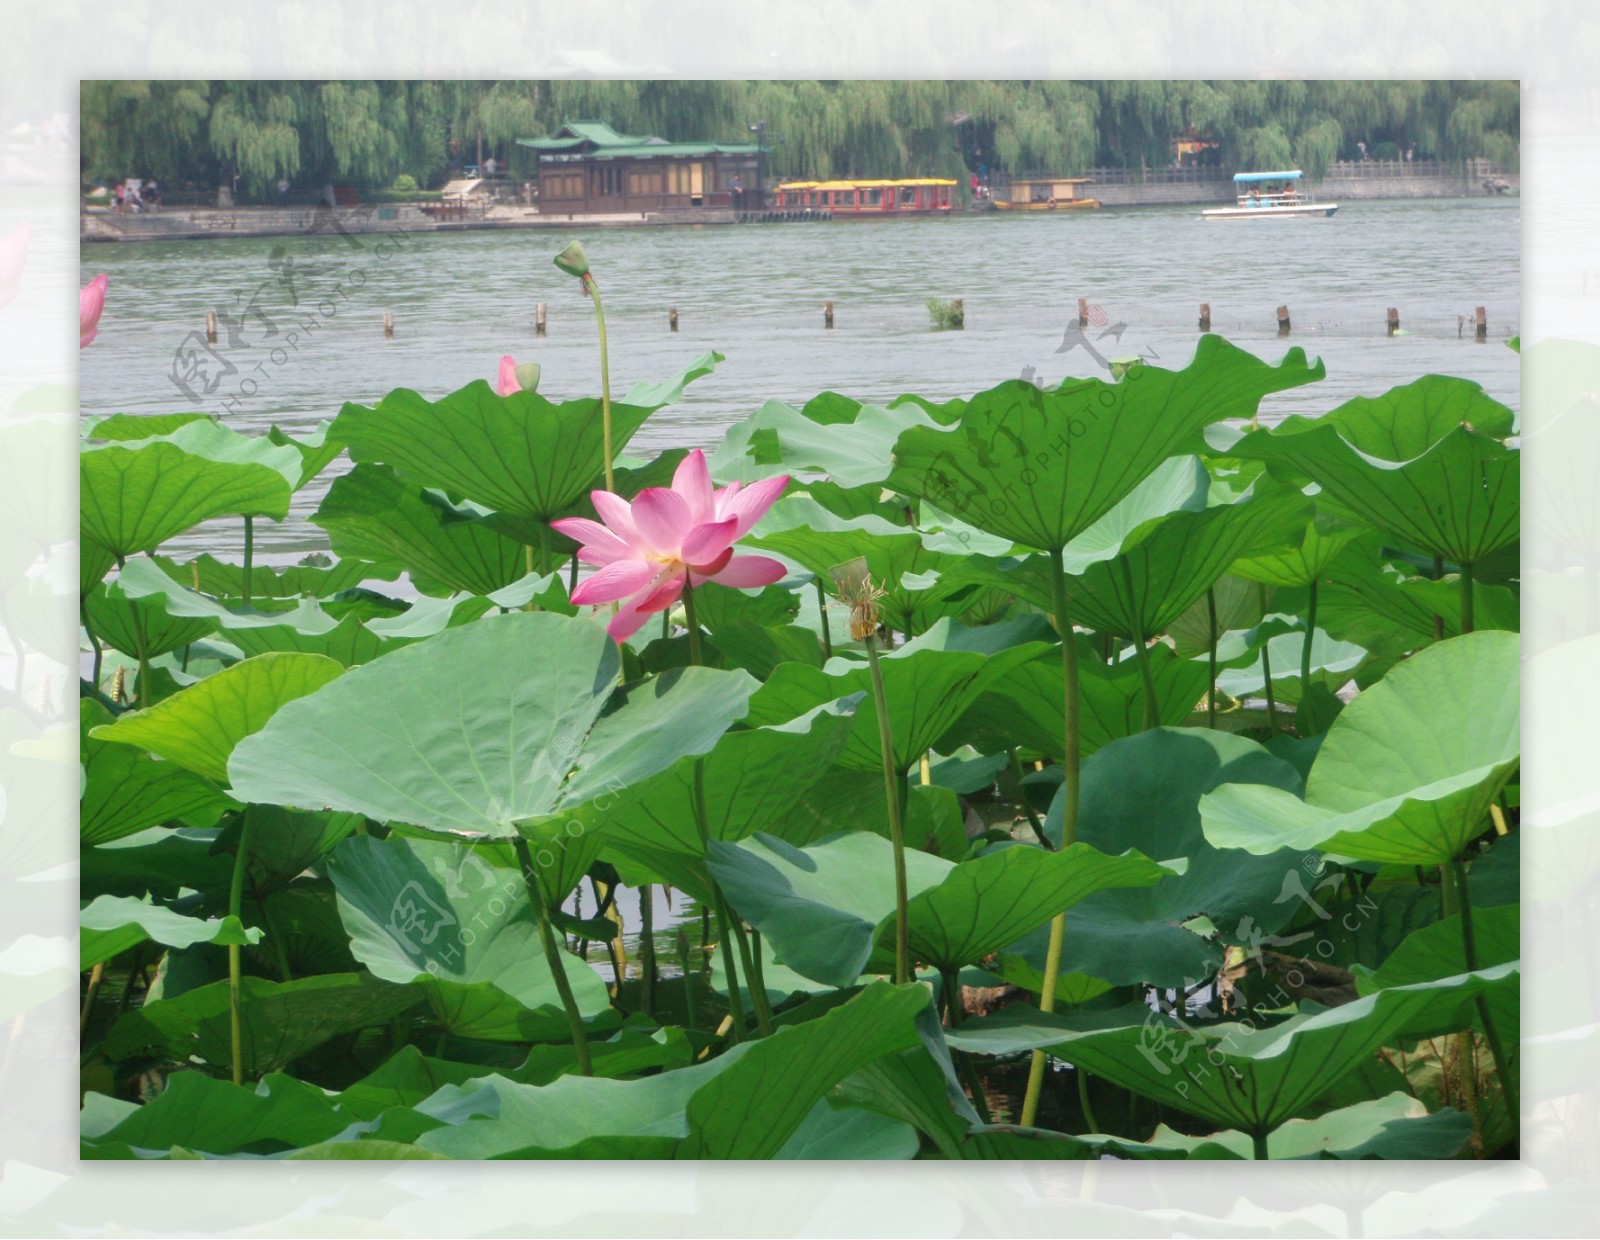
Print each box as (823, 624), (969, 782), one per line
(519, 120), (762, 159)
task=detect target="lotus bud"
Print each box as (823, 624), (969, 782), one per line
(553, 240), (590, 280)
(515, 362), (542, 392)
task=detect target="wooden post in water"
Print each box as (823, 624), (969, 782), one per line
(1387, 307), (1400, 336)
(205, 311), (217, 344)
(1078, 297), (1089, 327)
(1198, 303), (1211, 332)
(1277, 305), (1291, 336)
(951, 298), (964, 330)
(824, 301), (834, 329)
(669, 307), (678, 332)
(383, 310), (394, 338)
(535, 303), (548, 337)
(1474, 306), (1487, 342)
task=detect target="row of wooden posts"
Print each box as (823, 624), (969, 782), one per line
(203, 301), (1490, 344)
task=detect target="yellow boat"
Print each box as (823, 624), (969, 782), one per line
(993, 177), (1100, 211)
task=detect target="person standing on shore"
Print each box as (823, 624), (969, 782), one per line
(113, 182), (125, 213)
(732, 174), (743, 209)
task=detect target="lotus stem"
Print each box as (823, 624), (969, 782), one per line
(816, 579), (833, 658)
(1023, 545), (1081, 1128)
(1460, 560), (1475, 634)
(538, 521), (553, 578)
(1206, 587), (1219, 729)
(1433, 554), (1446, 641)
(677, 928), (698, 1030)
(242, 515), (254, 607)
(1009, 749), (1053, 850)
(79, 962), (105, 1036)
(942, 968), (994, 1124)
(1301, 578), (1319, 702)
(227, 811), (253, 1086)
(1449, 856), (1518, 1120)
(1252, 1128), (1271, 1160)
(1119, 559), (1159, 731)
(864, 631), (911, 986)
(1260, 585), (1273, 732)
(513, 837), (593, 1075)
(639, 883), (656, 1018)
(586, 275), (616, 493)
(1077, 1067), (1100, 1133)
(731, 919), (774, 1036)
(682, 581), (705, 666)
(81, 595), (104, 693)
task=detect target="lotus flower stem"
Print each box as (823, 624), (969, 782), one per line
(731, 919), (774, 1036)
(1460, 561), (1475, 634)
(512, 837), (593, 1075)
(816, 580), (833, 657)
(227, 811), (253, 1086)
(1446, 856), (1518, 1118)
(1206, 587), (1219, 729)
(1259, 586), (1279, 734)
(588, 277), (616, 493)
(682, 581), (706, 665)
(242, 516), (254, 607)
(1301, 579), (1319, 702)
(1022, 546), (1081, 1128)
(864, 631), (911, 986)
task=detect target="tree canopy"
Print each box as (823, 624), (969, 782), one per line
(80, 79), (1519, 198)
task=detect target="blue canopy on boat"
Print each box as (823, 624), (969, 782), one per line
(1233, 170), (1303, 182)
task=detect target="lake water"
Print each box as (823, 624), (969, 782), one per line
(81, 197), (1521, 559)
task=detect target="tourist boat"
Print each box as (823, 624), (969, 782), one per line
(1202, 170), (1338, 219)
(774, 178), (956, 217)
(993, 177), (1099, 211)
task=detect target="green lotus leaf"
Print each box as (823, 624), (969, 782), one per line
(331, 351), (721, 521)
(104, 972), (422, 1078)
(888, 336), (1324, 550)
(741, 617), (1052, 774)
(81, 421), (302, 558)
(312, 463), (529, 596)
(1233, 419), (1518, 567)
(945, 962), (1517, 1134)
(712, 396), (945, 489)
(228, 614), (756, 861)
(1214, 629), (1370, 707)
(91, 652), (345, 784)
(150, 552), (388, 601)
(588, 698), (860, 862)
(1024, 728), (1311, 989)
(944, 638), (1212, 761)
(327, 834), (610, 1031)
(1230, 516), (1370, 589)
(1167, 573), (1273, 659)
(1201, 631), (1519, 865)
(84, 412), (218, 442)
(83, 581), (217, 661)
(1142, 1092), (1473, 1160)
(80, 894), (262, 970)
(80, 701), (231, 845)
(1357, 903), (1519, 992)
(267, 422), (343, 489)
(707, 832), (955, 987)
(870, 842), (1169, 974)
(1318, 374), (1516, 455)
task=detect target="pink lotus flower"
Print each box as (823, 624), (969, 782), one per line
(0, 224), (30, 308)
(80, 273), (108, 348)
(497, 354), (521, 395)
(553, 450), (790, 641)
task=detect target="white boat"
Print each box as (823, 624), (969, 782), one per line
(1202, 170), (1338, 220)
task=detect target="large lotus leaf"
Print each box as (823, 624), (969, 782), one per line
(1167, 574), (1272, 658)
(312, 463), (528, 596)
(327, 834), (610, 1026)
(233, 804), (363, 894)
(1142, 1092), (1473, 1160)
(267, 422), (342, 489)
(869, 842), (1169, 974)
(1230, 517), (1370, 589)
(944, 639), (1211, 761)
(944, 962), (1517, 1133)
(1356, 903), (1519, 992)
(1311, 559), (1464, 657)
(80, 829), (236, 902)
(83, 581), (216, 660)
(706, 832), (955, 987)
(712, 396), (945, 489)
(1027, 729), (1309, 989)
(679, 981), (932, 1158)
(228, 613), (756, 853)
(741, 617), (1051, 774)
(91, 653), (344, 784)
(1061, 491), (1310, 640)
(83, 412), (218, 442)
(80, 1071), (356, 1158)
(81, 422), (302, 558)
(104, 972), (422, 1078)
(887, 336), (1324, 550)
(80, 701), (231, 845)
(80, 894), (261, 970)
(585, 699), (860, 860)
(150, 552), (387, 601)
(332, 351), (720, 520)
(1233, 420), (1519, 566)
(1316, 374), (1517, 457)
(1201, 632), (1519, 865)
(1214, 629), (1370, 707)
